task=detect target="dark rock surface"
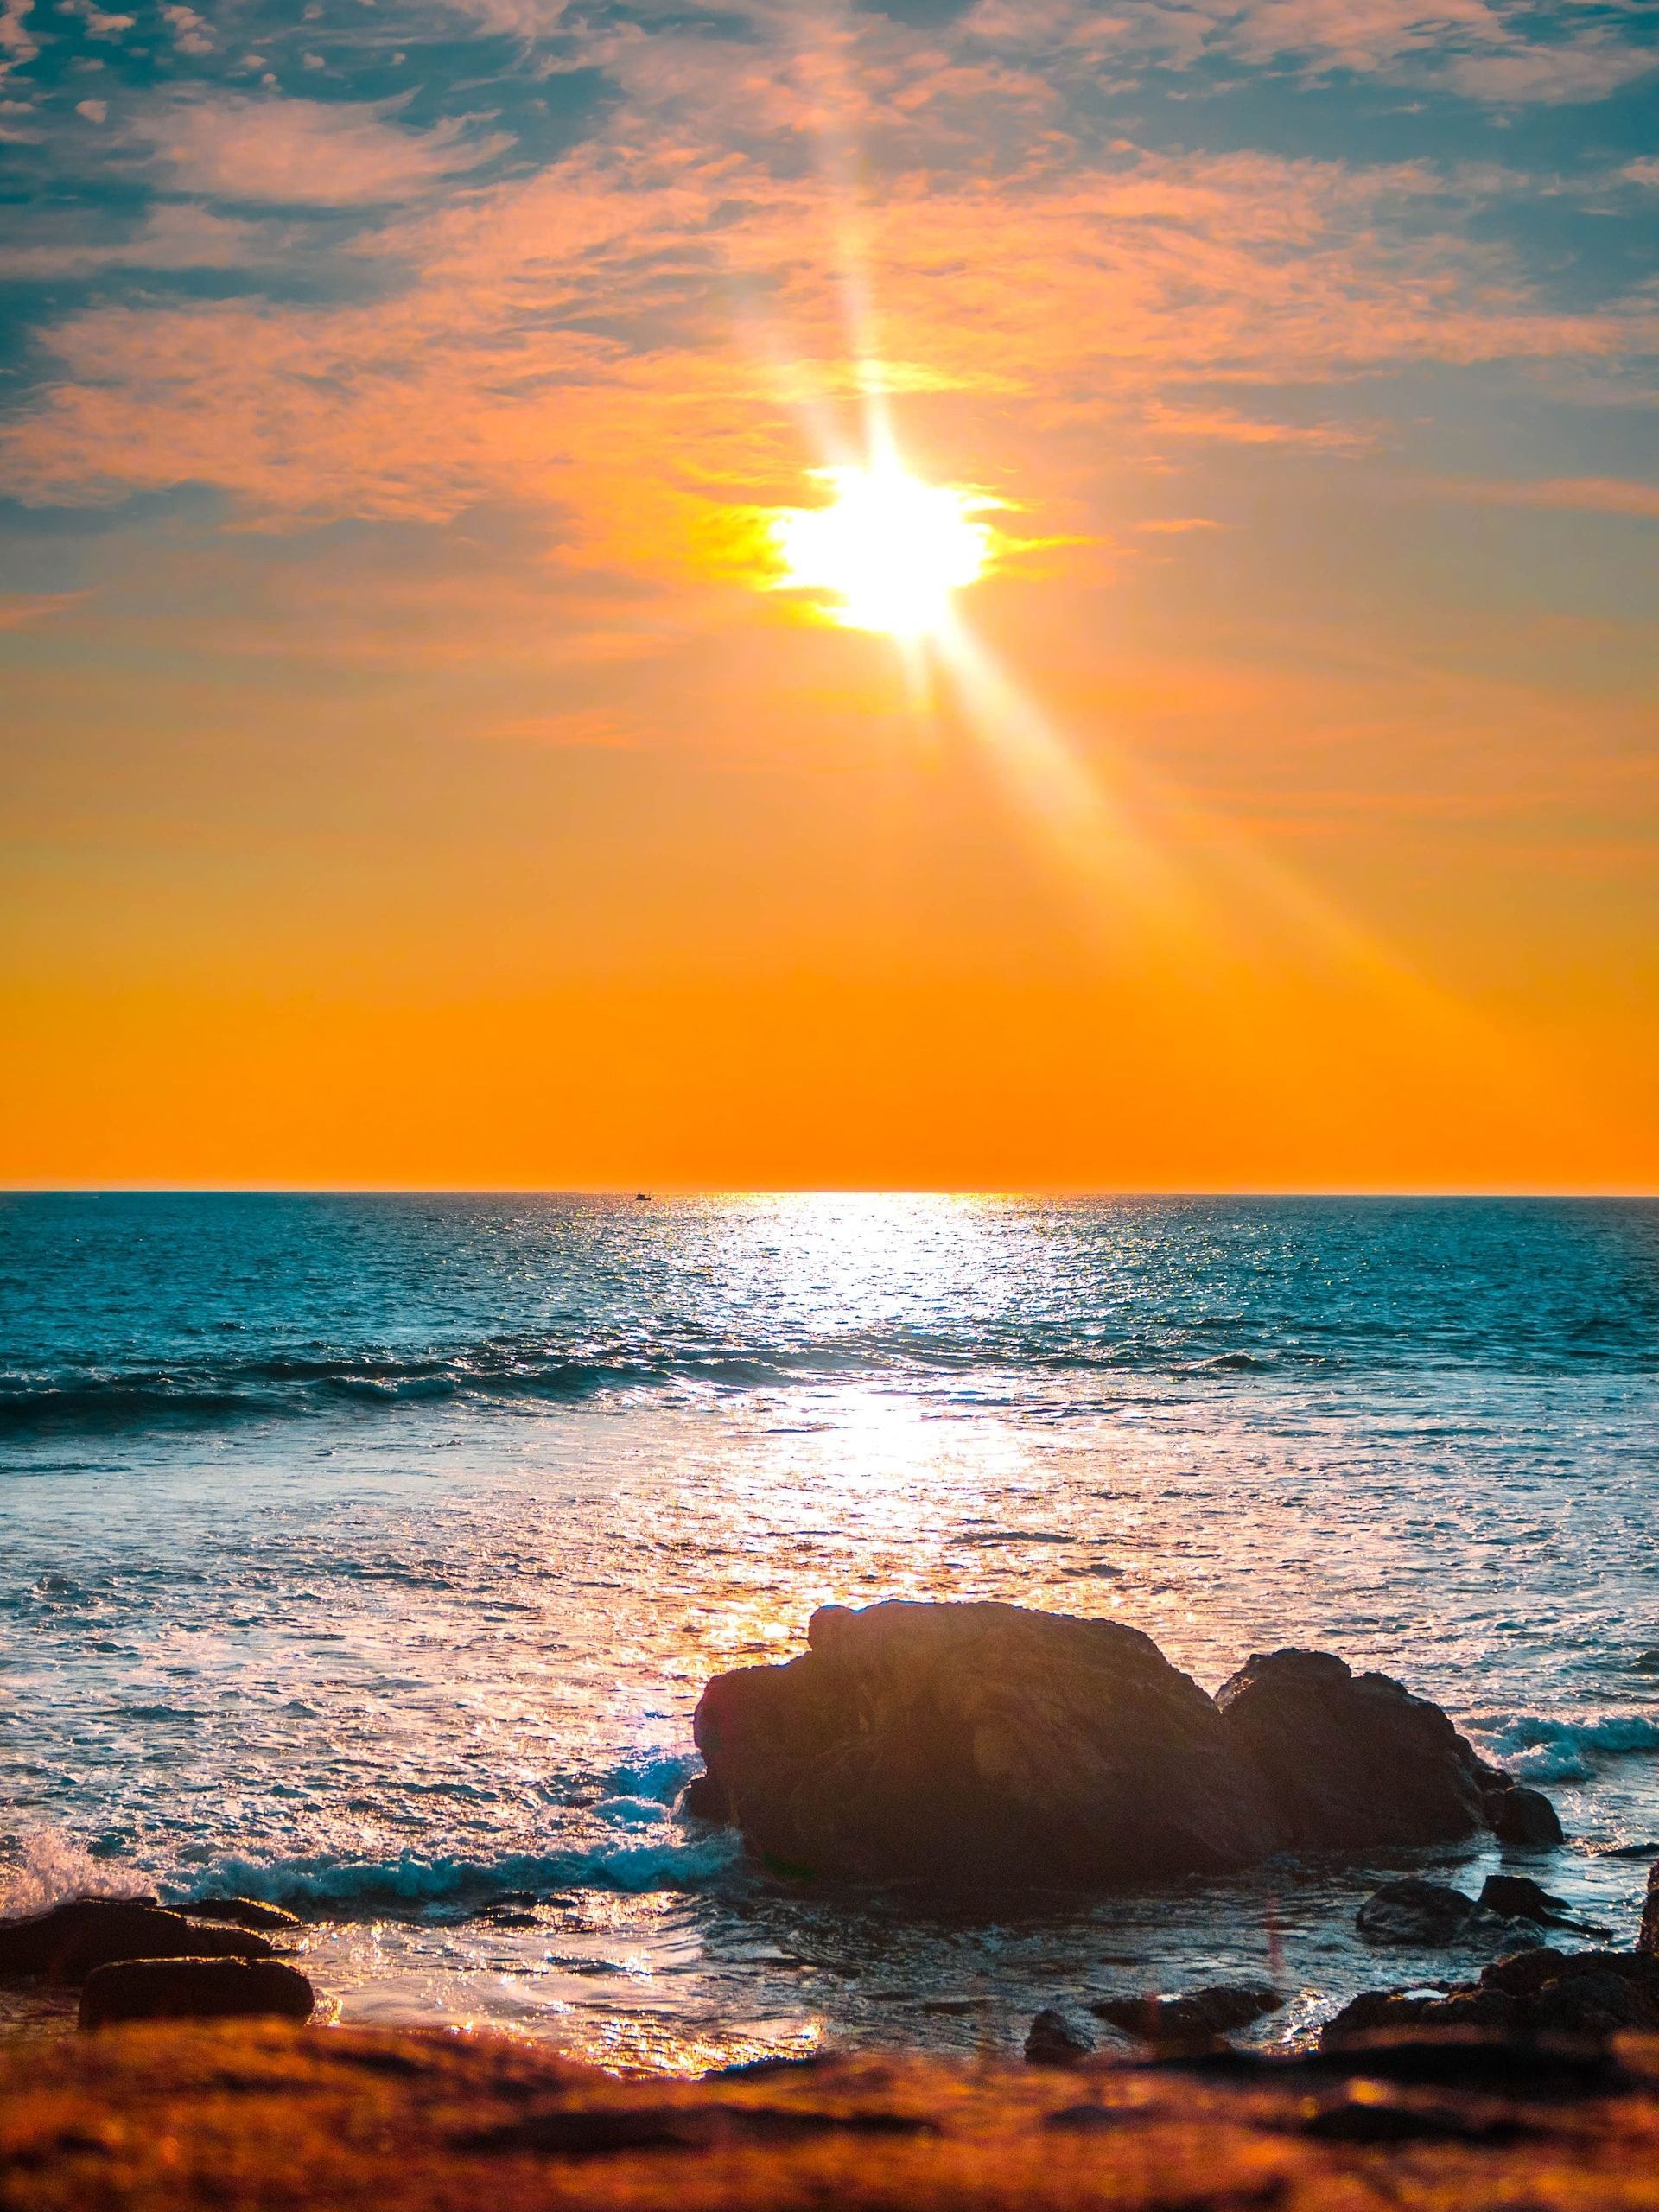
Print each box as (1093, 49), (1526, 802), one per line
(692, 1601), (1281, 1887)
(690, 1605), (1559, 1890)
(0, 1897), (274, 1983)
(79, 1955), (315, 2029)
(184, 1896), (304, 1932)
(1216, 1648), (1513, 1851)
(1090, 1983), (1282, 2043)
(1024, 2008), (1096, 2066)
(1641, 1862), (1659, 1957)
(1324, 1947), (1659, 2044)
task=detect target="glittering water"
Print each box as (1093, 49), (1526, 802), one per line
(3, 1193), (1657, 2064)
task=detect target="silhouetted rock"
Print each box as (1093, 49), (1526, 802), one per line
(1639, 1863), (1659, 1957)
(1090, 1983), (1282, 2043)
(79, 1955), (315, 2028)
(1478, 1875), (1609, 1936)
(1217, 1649), (1539, 1850)
(1025, 2009), (1095, 2066)
(184, 1896), (304, 1932)
(692, 1601), (1282, 1887)
(1323, 1948), (1659, 2047)
(1488, 1783), (1566, 1847)
(0, 1897), (273, 1983)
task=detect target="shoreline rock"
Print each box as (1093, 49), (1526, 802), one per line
(79, 1955), (315, 2029)
(0, 1898), (275, 1983)
(690, 1601), (1560, 1891)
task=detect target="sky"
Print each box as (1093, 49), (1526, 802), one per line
(0, 0), (1655, 1190)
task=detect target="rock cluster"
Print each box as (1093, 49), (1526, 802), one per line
(0, 1895), (315, 2029)
(1325, 1945), (1659, 2043)
(690, 1601), (1560, 1889)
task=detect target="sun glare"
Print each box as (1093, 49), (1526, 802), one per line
(773, 464), (993, 638)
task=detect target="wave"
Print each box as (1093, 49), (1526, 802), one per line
(1467, 1710), (1659, 1783)
(175, 1833), (745, 1914)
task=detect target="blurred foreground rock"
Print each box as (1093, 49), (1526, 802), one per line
(690, 1601), (1560, 1887)
(4, 2020), (1659, 2212)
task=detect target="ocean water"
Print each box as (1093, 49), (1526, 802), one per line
(3, 1192), (1657, 2063)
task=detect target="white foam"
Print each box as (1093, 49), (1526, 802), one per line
(0, 1827), (148, 1920)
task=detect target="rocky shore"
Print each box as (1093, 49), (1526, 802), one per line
(7, 1599), (1659, 2208)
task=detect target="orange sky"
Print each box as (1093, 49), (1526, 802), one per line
(1, 0), (1656, 1190)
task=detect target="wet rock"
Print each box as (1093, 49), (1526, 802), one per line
(692, 1601), (1281, 1888)
(0, 1898), (273, 1983)
(1323, 1948), (1659, 2047)
(1217, 1649), (1548, 1850)
(1090, 1984), (1282, 2043)
(1488, 1783), (1566, 1847)
(184, 1897), (304, 1933)
(1639, 1862), (1659, 1957)
(1025, 2010), (1096, 2067)
(1478, 1875), (1609, 1936)
(1355, 1878), (1544, 1950)
(79, 1956), (315, 2029)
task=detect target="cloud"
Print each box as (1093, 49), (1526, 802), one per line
(73, 96), (106, 121)
(0, 0), (36, 85)
(160, 3), (213, 55)
(63, 0), (133, 36)
(961, 0), (1656, 104)
(1440, 474), (1659, 518)
(133, 90), (514, 207)
(0, 589), (85, 628)
(0, 200), (283, 276)
(3, 129), (1650, 553)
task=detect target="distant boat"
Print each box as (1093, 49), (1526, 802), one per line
(635, 1192), (651, 1202)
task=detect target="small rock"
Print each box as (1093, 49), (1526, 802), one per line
(1090, 1983), (1282, 2042)
(1478, 1874), (1609, 1936)
(1025, 2009), (1096, 2067)
(1640, 1862), (1659, 1958)
(185, 1896), (304, 1932)
(1357, 1880), (1478, 1945)
(679, 1772), (730, 1823)
(0, 1898), (273, 1983)
(1489, 1784), (1566, 1847)
(79, 1955), (315, 2029)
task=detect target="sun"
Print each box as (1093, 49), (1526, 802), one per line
(772, 463), (994, 639)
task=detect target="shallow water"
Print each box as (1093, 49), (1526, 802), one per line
(3, 1194), (1657, 2064)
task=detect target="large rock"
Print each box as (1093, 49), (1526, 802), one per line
(0, 1897), (273, 1983)
(692, 1601), (1282, 1887)
(1216, 1649), (1524, 1851)
(79, 1956), (315, 2029)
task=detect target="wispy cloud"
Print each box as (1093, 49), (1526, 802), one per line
(1439, 474), (1659, 518)
(132, 89), (514, 207)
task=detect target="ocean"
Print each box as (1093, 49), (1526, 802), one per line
(3, 1192), (1656, 2063)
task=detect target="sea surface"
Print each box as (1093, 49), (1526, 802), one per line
(3, 1192), (1657, 2063)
